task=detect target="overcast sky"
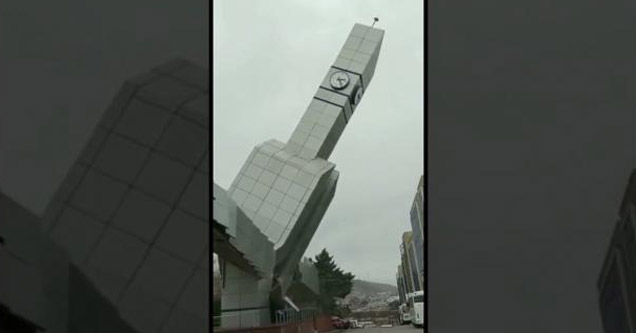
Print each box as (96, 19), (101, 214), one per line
(213, 0), (424, 286)
(430, 0), (635, 331)
(0, 0), (208, 215)
(6, 0), (628, 330)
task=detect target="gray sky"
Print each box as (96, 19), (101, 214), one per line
(430, 0), (635, 331)
(213, 0), (423, 286)
(0, 0), (208, 215)
(2, 0), (627, 330)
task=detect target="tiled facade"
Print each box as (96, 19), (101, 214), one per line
(213, 182), (275, 328)
(218, 23), (384, 328)
(396, 176), (424, 302)
(40, 58), (209, 333)
(397, 265), (408, 305)
(399, 231), (422, 296)
(410, 175), (424, 287)
(0, 192), (140, 333)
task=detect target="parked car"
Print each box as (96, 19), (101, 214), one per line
(331, 316), (350, 329)
(347, 319), (361, 329)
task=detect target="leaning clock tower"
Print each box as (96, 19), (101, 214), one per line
(222, 22), (384, 327)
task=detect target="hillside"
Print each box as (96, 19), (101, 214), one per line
(213, 277), (397, 296)
(352, 279), (397, 295)
(343, 279), (399, 312)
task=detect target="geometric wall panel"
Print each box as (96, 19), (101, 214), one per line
(41, 58), (209, 333)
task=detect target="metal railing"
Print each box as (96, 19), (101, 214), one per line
(275, 307), (318, 325)
(213, 307), (320, 331)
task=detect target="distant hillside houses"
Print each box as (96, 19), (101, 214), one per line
(343, 280), (399, 312)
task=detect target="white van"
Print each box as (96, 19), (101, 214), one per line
(408, 291), (424, 327)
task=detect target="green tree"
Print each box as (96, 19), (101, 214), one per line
(313, 249), (355, 314)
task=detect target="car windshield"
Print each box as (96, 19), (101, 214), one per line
(414, 295), (424, 303)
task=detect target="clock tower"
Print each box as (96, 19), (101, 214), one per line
(283, 23), (384, 160)
(222, 23), (384, 327)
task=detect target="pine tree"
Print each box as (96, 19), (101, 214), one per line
(313, 248), (355, 314)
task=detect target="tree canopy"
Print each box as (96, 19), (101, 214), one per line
(313, 248), (355, 315)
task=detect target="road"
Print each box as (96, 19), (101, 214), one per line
(354, 324), (424, 333)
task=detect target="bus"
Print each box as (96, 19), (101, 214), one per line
(408, 291), (424, 327)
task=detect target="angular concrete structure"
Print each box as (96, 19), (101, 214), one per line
(213, 183), (275, 279)
(39, 58), (210, 333)
(218, 23), (384, 328)
(1, 191), (141, 333)
(213, 183), (276, 327)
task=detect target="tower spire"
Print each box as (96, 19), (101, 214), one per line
(285, 23), (385, 160)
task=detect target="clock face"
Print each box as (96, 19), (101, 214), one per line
(329, 71), (350, 90)
(352, 86), (364, 105)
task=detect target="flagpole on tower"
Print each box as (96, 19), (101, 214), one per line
(372, 17), (379, 27)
